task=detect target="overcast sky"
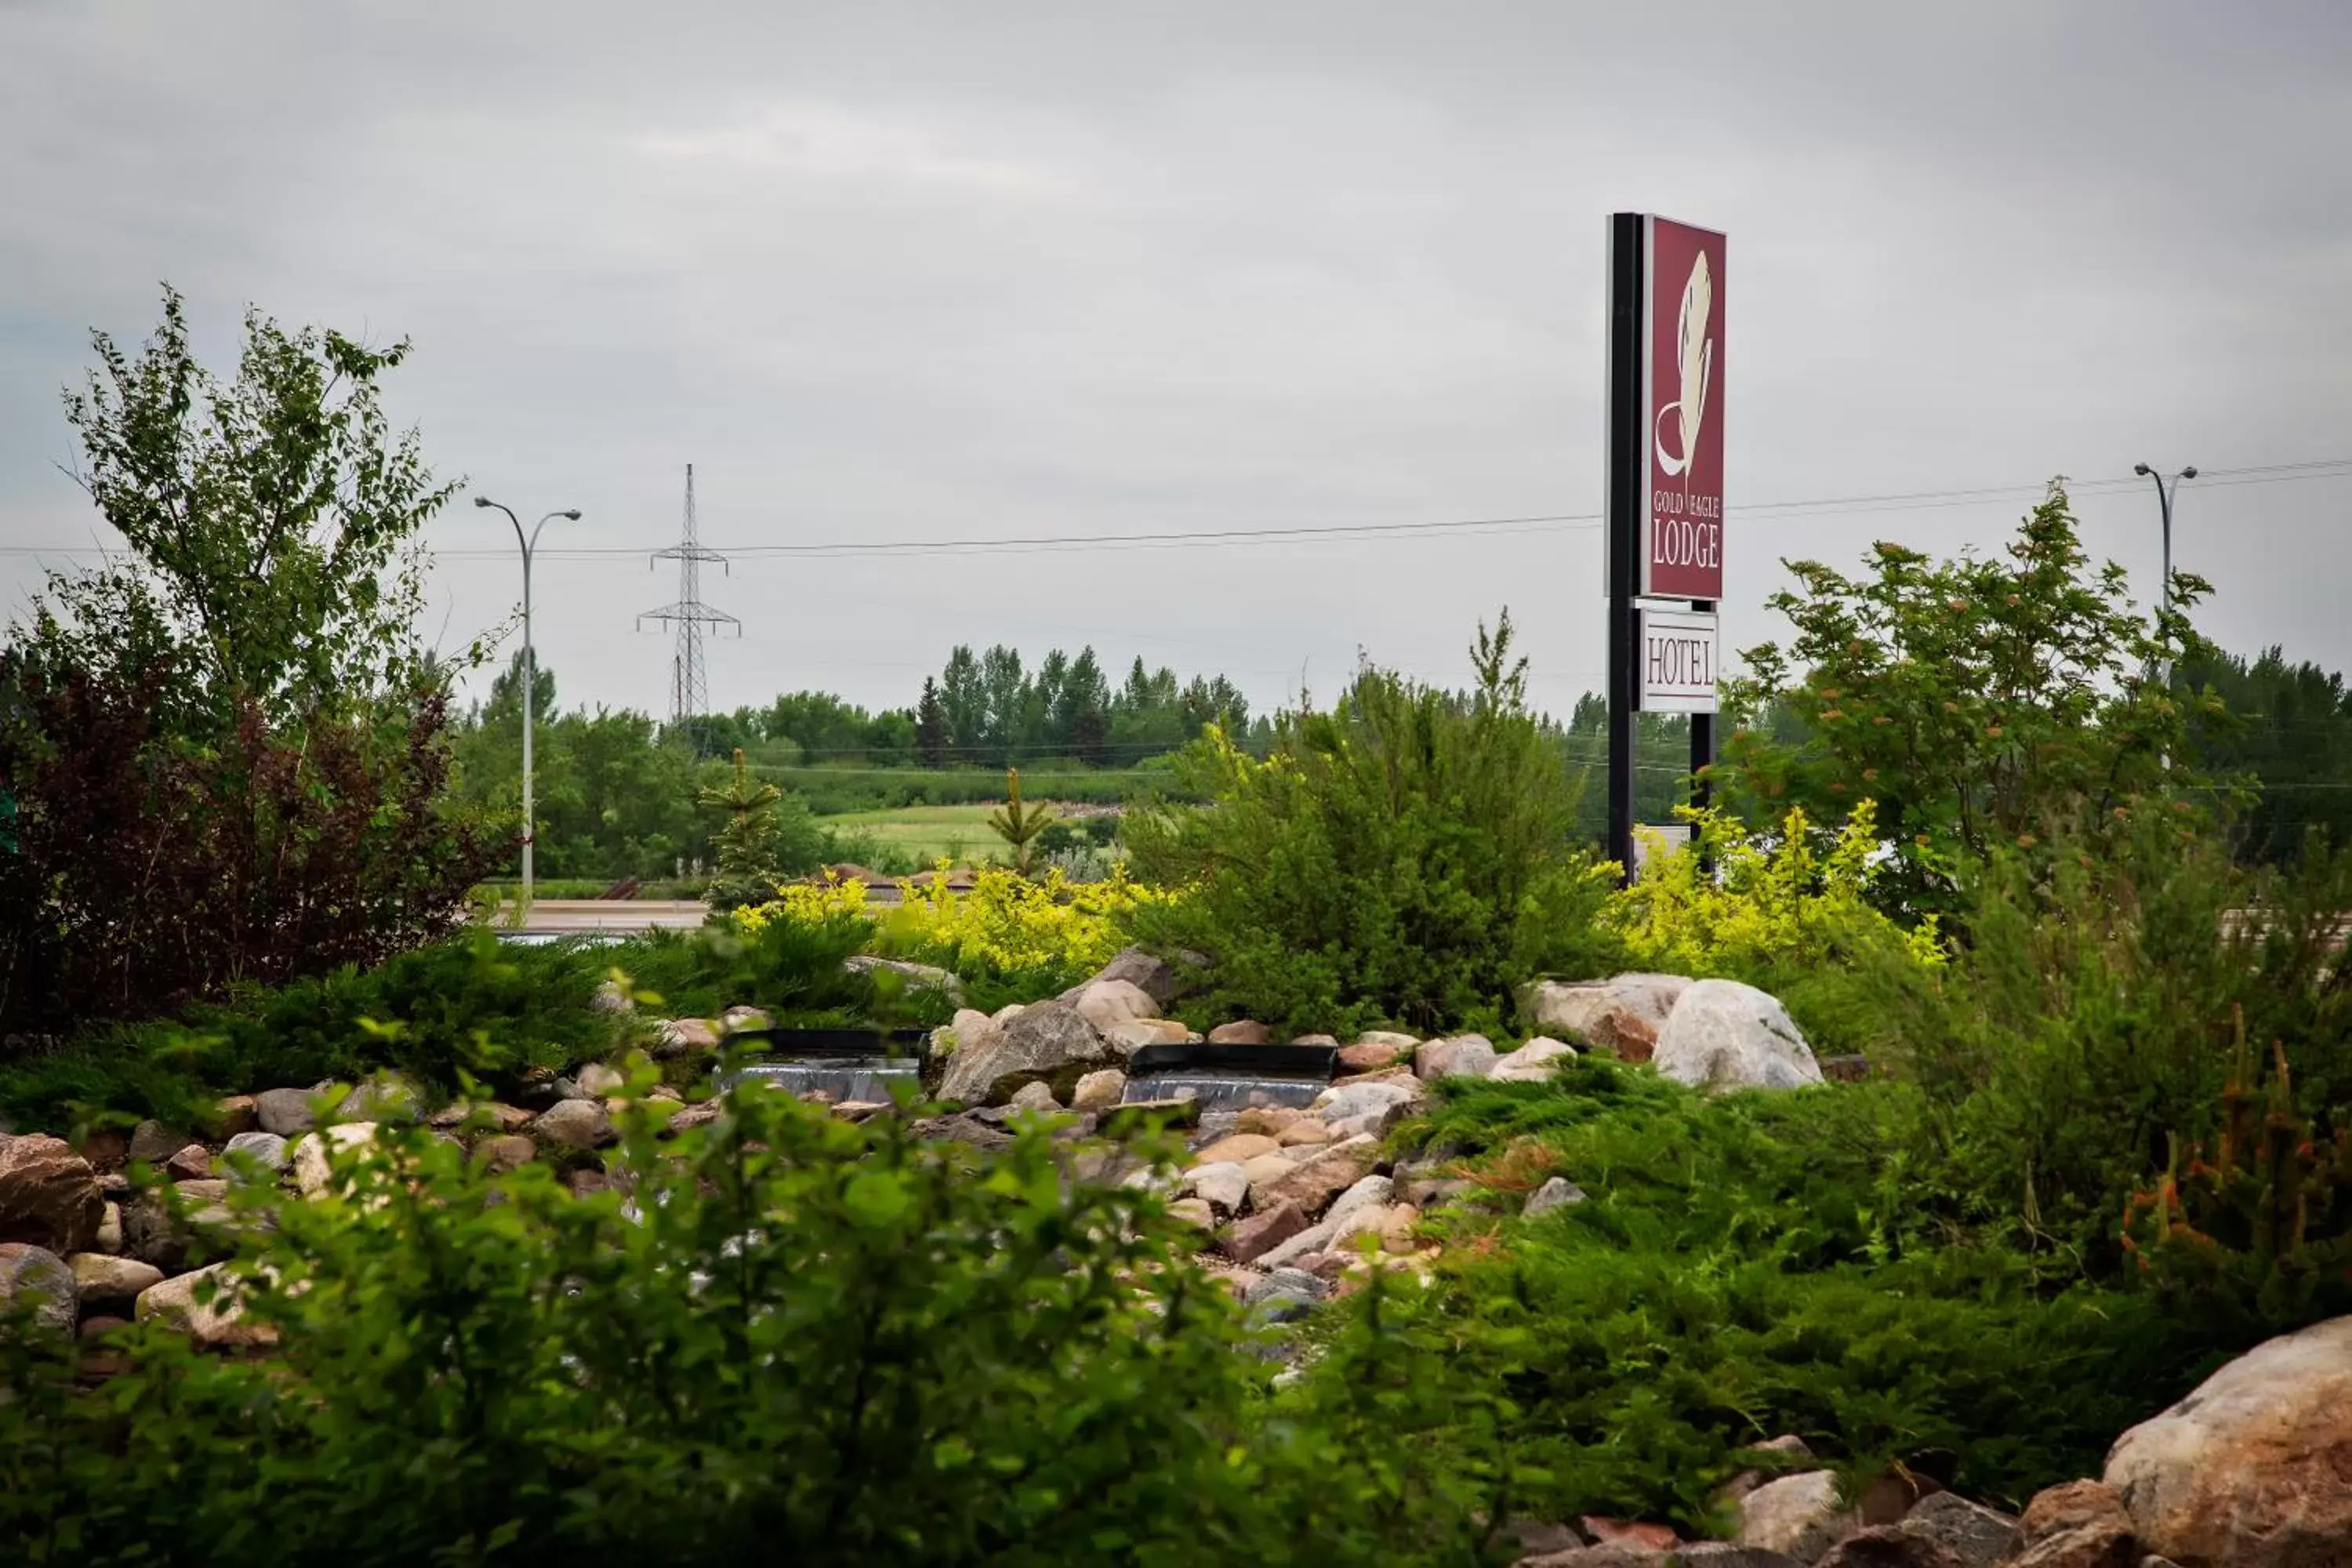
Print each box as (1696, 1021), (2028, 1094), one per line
(3, 0), (2348, 724)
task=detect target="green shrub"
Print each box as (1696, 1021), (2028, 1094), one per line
(1867, 815), (2352, 1269)
(1360, 1062), (2237, 1524)
(0, 930), (624, 1133)
(0, 1069), (1486, 1564)
(1125, 613), (1619, 1037)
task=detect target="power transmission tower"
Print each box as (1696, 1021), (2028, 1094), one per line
(638, 463), (739, 740)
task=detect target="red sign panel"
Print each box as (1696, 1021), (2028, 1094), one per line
(1642, 217), (1726, 599)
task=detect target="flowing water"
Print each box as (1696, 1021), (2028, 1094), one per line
(729, 1059), (918, 1103)
(1120, 1073), (1326, 1112)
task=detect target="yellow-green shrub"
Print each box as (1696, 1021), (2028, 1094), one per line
(1608, 801), (1944, 979)
(731, 865), (1174, 1004)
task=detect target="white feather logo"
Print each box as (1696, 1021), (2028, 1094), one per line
(1653, 250), (1713, 482)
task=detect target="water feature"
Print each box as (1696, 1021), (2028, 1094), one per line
(1120, 1042), (1339, 1113)
(715, 1027), (932, 1105)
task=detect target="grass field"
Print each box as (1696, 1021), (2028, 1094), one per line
(826, 804), (999, 866)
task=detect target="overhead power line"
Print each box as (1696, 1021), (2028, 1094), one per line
(3, 457), (2348, 564)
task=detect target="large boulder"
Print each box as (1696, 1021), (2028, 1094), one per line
(938, 1000), (1114, 1105)
(0, 1242), (77, 1337)
(1518, 973), (1690, 1062)
(0, 1134), (104, 1253)
(2103, 1313), (2352, 1567)
(1653, 979), (1824, 1092)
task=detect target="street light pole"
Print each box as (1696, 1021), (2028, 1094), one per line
(2132, 463), (2197, 687)
(474, 498), (582, 905)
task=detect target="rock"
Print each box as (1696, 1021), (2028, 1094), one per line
(534, 1100), (615, 1151)
(1007, 1081), (1062, 1113)
(1290, 1033), (1339, 1048)
(654, 1018), (723, 1057)
(1819, 1055), (1872, 1083)
(576, 1062), (626, 1098)
(1104, 1018), (1192, 1054)
(844, 953), (964, 1002)
(909, 1113), (1016, 1153)
(136, 1261), (274, 1349)
(1740, 1470), (1860, 1561)
(477, 1134), (538, 1173)
(1491, 1036), (1578, 1083)
(1323, 1173), (1395, 1232)
(1254, 1138), (1377, 1220)
(95, 1201), (122, 1254)
(1196, 1133), (1282, 1166)
(992, 1003), (1027, 1024)
(340, 1073), (425, 1123)
(590, 978), (633, 1014)
(1877, 1494), (2019, 1568)
(1225, 1201), (1311, 1264)
(2103, 1312), (2352, 1568)
(720, 1004), (769, 1033)
(1165, 1197), (1216, 1229)
(664, 1102), (724, 1135)
(1207, 1020), (1272, 1045)
(1587, 1518), (1682, 1549)
(1244, 1266), (1328, 1308)
(1072, 978), (1159, 1034)
(253, 1087), (318, 1137)
(0, 1242), (76, 1335)
(1276, 1118), (1337, 1148)
(212, 1096), (260, 1138)
(1183, 1161), (1250, 1215)
(67, 1252), (163, 1307)
(1065, 947), (1180, 1009)
(1414, 1034), (1498, 1080)
(292, 1123), (381, 1196)
(935, 1007), (1000, 1062)
(164, 1144), (214, 1181)
(1070, 1069), (1128, 1112)
(1653, 979), (1824, 1091)
(125, 1119), (183, 1167)
(2005, 1482), (2135, 1568)
(938, 1000), (1113, 1105)
(214, 1131), (288, 1181)
(1519, 973), (1690, 1062)
(1523, 1175), (1588, 1218)
(1312, 1078), (1424, 1123)
(1, 1135), (105, 1254)
(1379, 1203), (1422, 1250)
(1814, 1530), (1969, 1568)
(119, 1192), (192, 1272)
(1232, 1107), (1299, 1135)
(1337, 1040), (1410, 1073)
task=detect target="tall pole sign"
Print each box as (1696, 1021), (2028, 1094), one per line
(1607, 213), (1726, 879)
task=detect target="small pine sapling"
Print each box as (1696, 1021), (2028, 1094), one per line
(986, 767), (1056, 877)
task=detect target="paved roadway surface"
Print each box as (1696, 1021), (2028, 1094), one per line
(507, 886), (907, 935)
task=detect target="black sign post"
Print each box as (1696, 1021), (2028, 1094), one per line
(1604, 212), (1645, 882)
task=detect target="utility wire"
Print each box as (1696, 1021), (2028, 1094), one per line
(5, 458), (2345, 563)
